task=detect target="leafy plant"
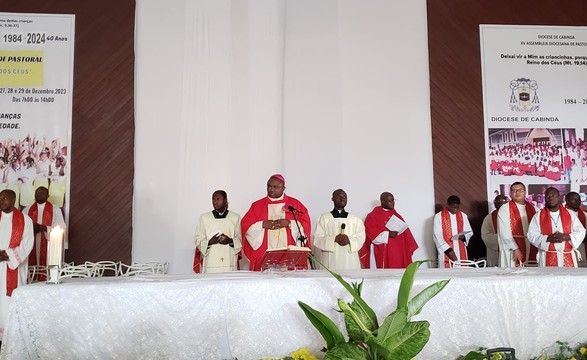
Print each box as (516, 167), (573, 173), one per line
(298, 259), (449, 360)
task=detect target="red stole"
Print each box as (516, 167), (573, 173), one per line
(193, 249), (202, 273)
(491, 210), (498, 233)
(27, 203), (53, 269)
(539, 207), (574, 267)
(0, 210), (25, 296)
(566, 206), (587, 228)
(509, 202), (538, 263)
(441, 209), (467, 267)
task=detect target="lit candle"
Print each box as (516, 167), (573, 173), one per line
(47, 226), (64, 266)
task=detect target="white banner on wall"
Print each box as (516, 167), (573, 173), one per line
(480, 25), (587, 209)
(0, 13), (75, 241)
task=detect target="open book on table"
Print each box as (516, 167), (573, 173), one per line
(260, 245), (311, 270)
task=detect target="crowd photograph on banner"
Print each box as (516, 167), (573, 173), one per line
(488, 127), (587, 209)
(0, 135), (67, 212)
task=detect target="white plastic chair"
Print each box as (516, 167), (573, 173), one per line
(85, 261), (120, 276)
(449, 259), (487, 268)
(523, 259), (539, 267)
(59, 264), (98, 279)
(118, 261), (168, 276)
(27, 265), (47, 284)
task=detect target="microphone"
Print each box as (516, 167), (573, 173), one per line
(340, 223), (346, 235)
(287, 205), (304, 214)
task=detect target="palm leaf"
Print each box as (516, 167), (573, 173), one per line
(324, 343), (369, 360)
(397, 260), (428, 310)
(313, 255), (378, 329)
(380, 320), (430, 360)
(407, 279), (450, 318)
(376, 308), (408, 343)
(298, 301), (346, 350)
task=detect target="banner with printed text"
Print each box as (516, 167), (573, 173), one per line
(480, 25), (587, 209)
(0, 13), (74, 243)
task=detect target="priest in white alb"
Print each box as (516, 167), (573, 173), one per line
(314, 189), (365, 270)
(0, 189), (34, 336)
(432, 195), (473, 268)
(194, 190), (242, 273)
(527, 187), (585, 267)
(480, 194), (508, 267)
(497, 182), (538, 267)
(564, 191), (587, 261)
(23, 186), (66, 281)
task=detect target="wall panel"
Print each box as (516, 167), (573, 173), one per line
(2, 1), (135, 264)
(427, 0), (587, 258)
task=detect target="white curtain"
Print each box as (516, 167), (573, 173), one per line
(134, 0), (435, 274)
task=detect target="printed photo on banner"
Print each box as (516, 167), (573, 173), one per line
(481, 25), (587, 209)
(487, 127), (587, 209)
(0, 12), (75, 245)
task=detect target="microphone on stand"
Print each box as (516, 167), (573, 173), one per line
(340, 223), (346, 235)
(287, 204), (314, 269)
(287, 205), (304, 214)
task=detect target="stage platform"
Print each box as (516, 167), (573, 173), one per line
(2, 267), (587, 359)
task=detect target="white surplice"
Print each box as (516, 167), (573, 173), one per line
(527, 209), (585, 267)
(313, 212), (365, 270)
(194, 211), (242, 273)
(0, 211), (34, 334)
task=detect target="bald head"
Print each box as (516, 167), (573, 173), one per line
(380, 192), (395, 210)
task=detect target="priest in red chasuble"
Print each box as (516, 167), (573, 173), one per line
(359, 192), (418, 269)
(241, 174), (311, 271)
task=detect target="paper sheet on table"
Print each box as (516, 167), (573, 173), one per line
(451, 231), (473, 241)
(385, 215), (409, 235)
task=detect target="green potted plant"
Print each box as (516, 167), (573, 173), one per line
(298, 259), (449, 360)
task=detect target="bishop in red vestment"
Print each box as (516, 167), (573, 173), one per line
(241, 174), (311, 271)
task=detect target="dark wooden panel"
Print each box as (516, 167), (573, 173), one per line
(2, 1), (135, 264)
(427, 0), (587, 259)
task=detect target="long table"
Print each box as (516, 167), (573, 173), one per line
(2, 267), (587, 359)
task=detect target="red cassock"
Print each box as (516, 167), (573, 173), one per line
(241, 195), (311, 271)
(359, 206), (418, 269)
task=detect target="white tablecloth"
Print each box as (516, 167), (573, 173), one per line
(2, 267), (587, 359)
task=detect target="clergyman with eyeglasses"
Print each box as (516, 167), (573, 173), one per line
(497, 182), (539, 267)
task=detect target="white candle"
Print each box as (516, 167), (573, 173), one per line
(47, 226), (64, 266)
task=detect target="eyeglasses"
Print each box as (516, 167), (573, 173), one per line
(511, 189), (526, 193)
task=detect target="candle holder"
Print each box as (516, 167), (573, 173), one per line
(46, 226), (65, 284)
(46, 265), (61, 284)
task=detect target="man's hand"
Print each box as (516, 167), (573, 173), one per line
(547, 232), (564, 243)
(33, 223), (47, 234)
(263, 219), (290, 230)
(335, 234), (350, 246)
(208, 233), (222, 245)
(0, 250), (9, 262)
(218, 235), (233, 246)
(513, 248), (524, 264)
(388, 231), (398, 238)
(458, 234), (466, 242)
(447, 250), (458, 262)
